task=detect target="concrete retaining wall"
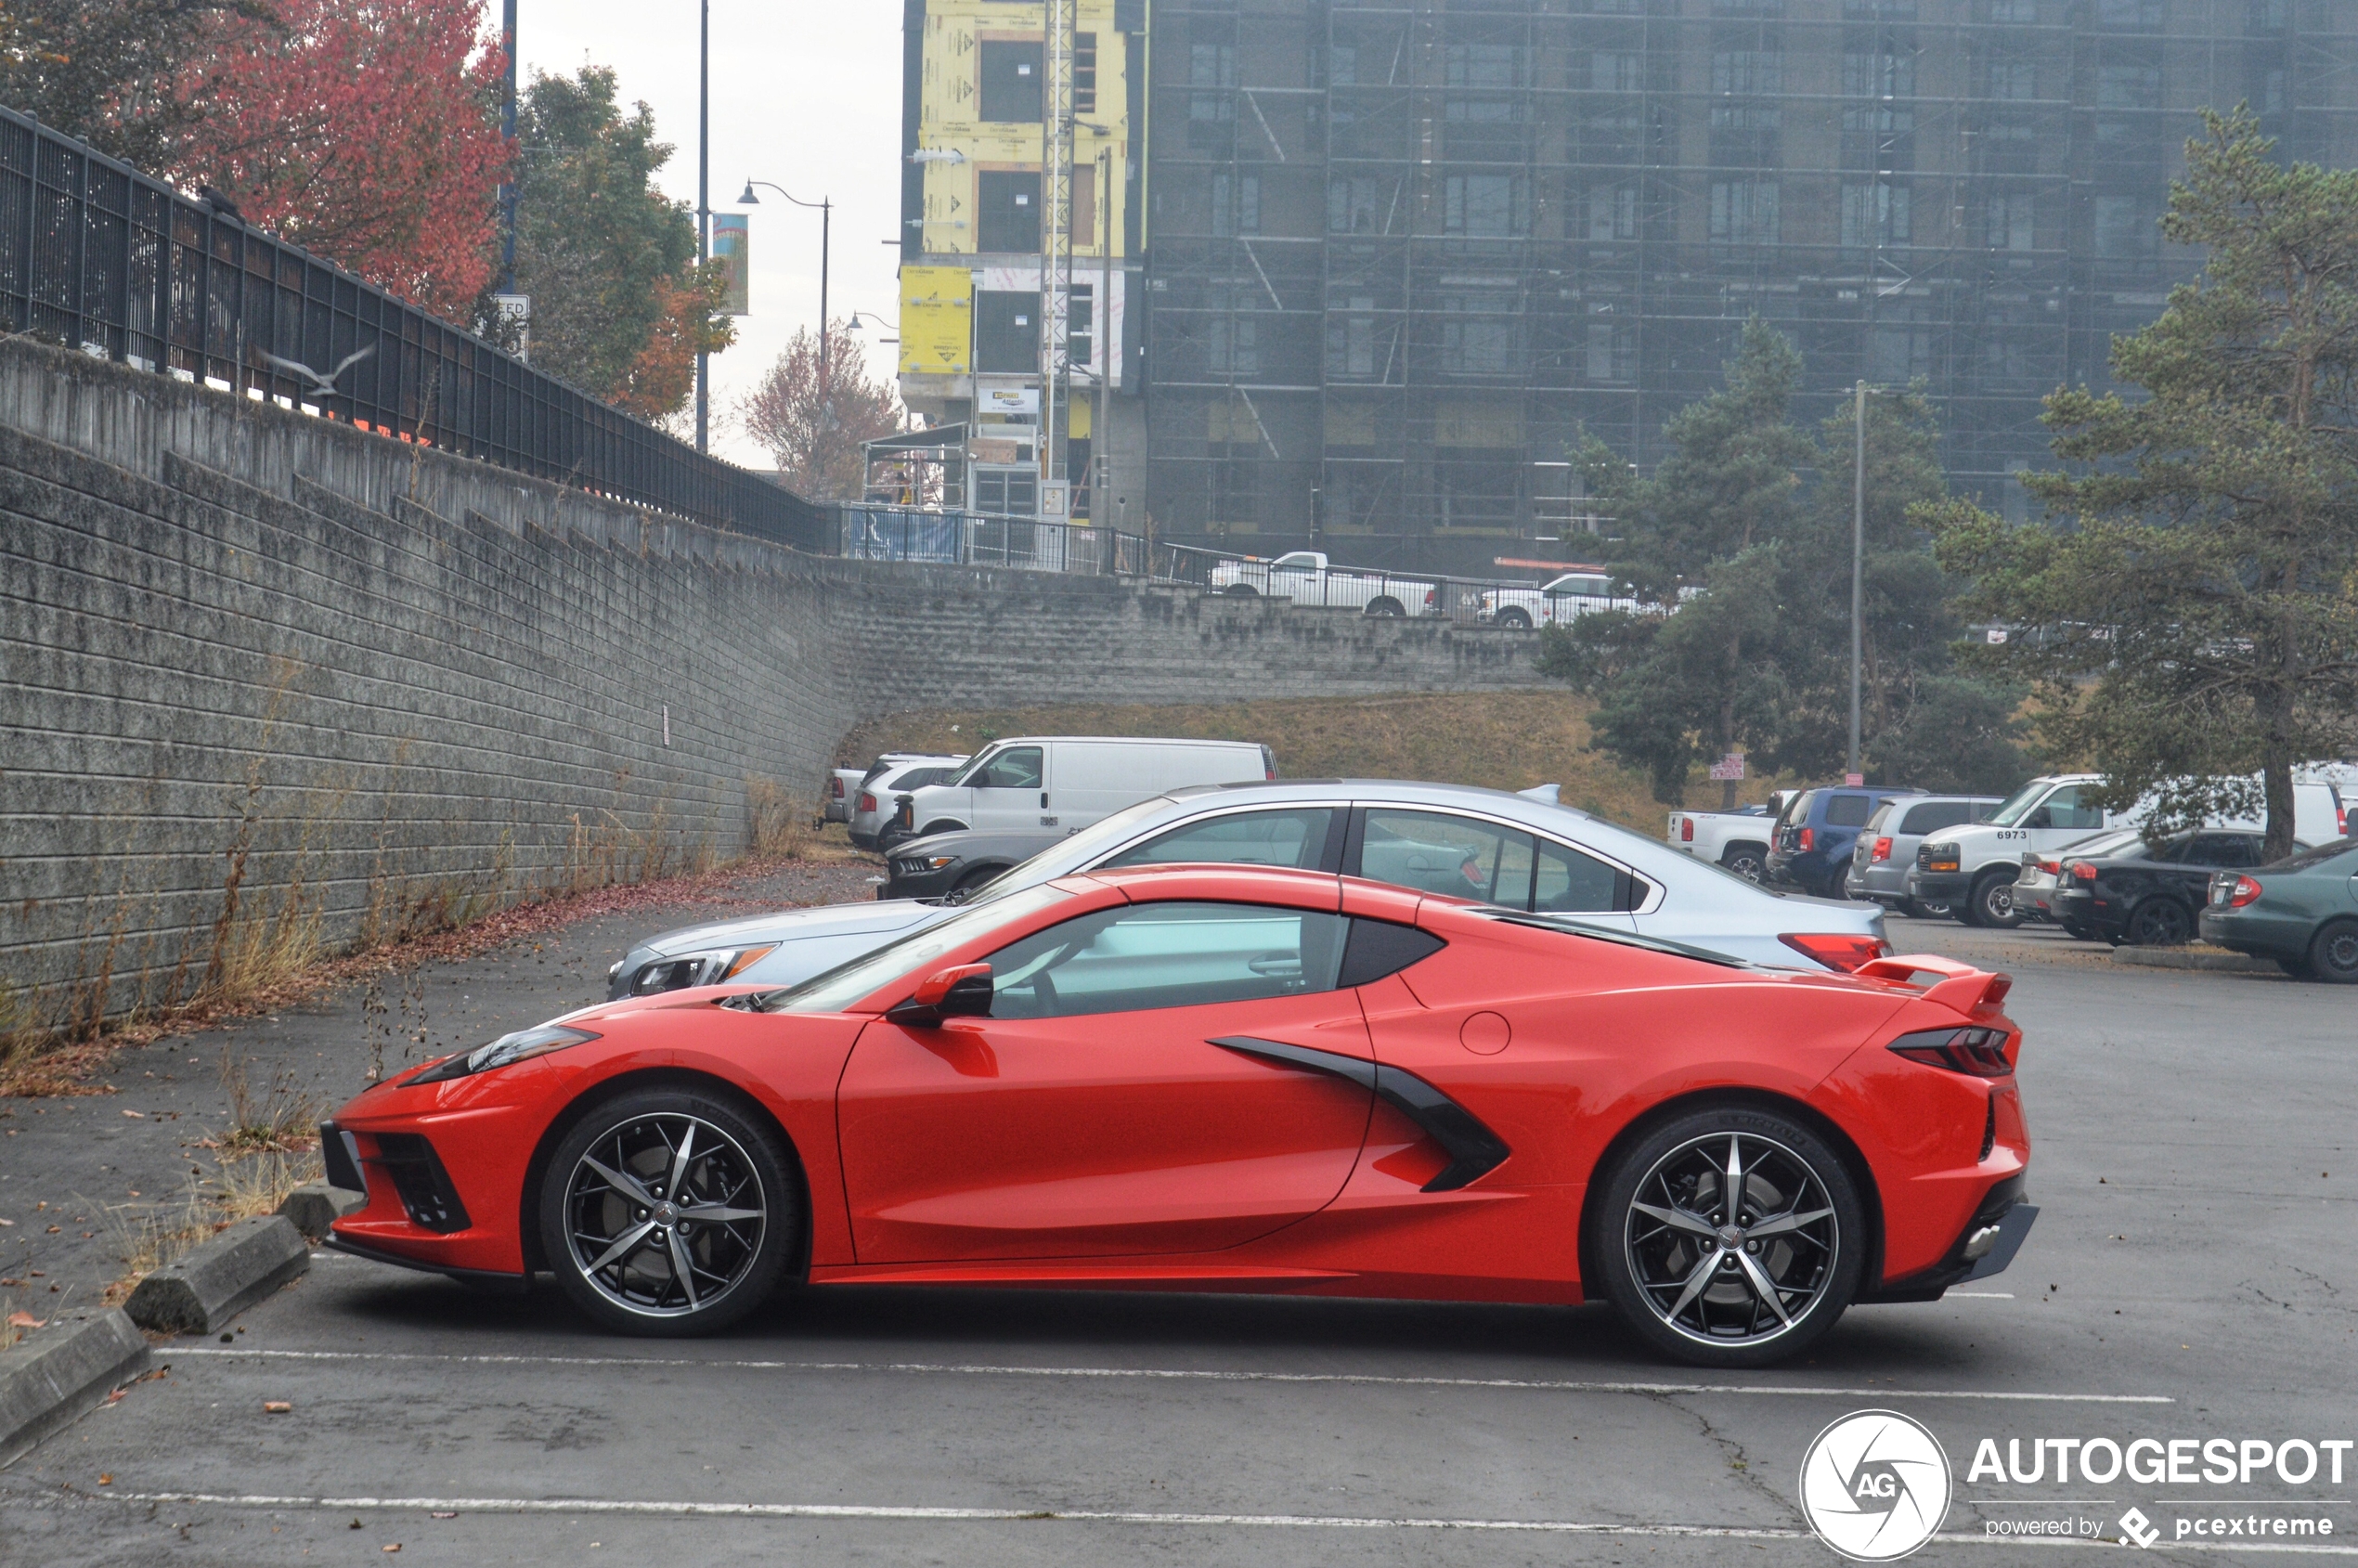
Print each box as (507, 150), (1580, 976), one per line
(0, 338), (1551, 1024)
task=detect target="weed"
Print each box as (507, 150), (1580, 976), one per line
(745, 778), (816, 860)
(215, 1047), (323, 1158)
(100, 1147), (321, 1303)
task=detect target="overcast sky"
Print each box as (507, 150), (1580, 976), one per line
(516, 4), (905, 468)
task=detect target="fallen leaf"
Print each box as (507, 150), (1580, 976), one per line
(122, 1109), (145, 1119)
(431, 1511), (457, 1520)
(263, 1401), (292, 1414)
(6, 1311), (40, 1328)
(105, 1388), (126, 1405)
(97, 1474), (112, 1484)
(0, 1218), (13, 1225)
(383, 1546), (402, 1554)
(45, 1225), (59, 1234)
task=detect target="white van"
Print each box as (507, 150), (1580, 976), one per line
(892, 737), (1275, 839)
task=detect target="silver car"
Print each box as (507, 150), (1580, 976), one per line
(848, 754), (965, 849)
(607, 781), (1891, 998)
(1845, 794), (2002, 917)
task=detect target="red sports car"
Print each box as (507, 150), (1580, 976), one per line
(320, 865), (2035, 1367)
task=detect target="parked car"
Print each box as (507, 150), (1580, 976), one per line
(1768, 785), (1924, 900)
(2008, 828), (2143, 932)
(1913, 772), (2346, 929)
(330, 862), (2031, 1362)
(1207, 551), (1439, 618)
(1477, 569), (1636, 629)
(824, 767), (863, 823)
(1665, 799), (1786, 884)
(2200, 837), (2358, 981)
(2047, 829), (2283, 947)
(606, 780), (1892, 1000)
(849, 755), (965, 849)
(880, 826), (1064, 902)
(1846, 796), (2002, 917)
(891, 736), (1274, 841)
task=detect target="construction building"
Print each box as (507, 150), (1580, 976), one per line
(901, 1), (2357, 571)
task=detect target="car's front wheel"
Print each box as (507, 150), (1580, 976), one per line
(1496, 608), (1532, 629)
(1719, 846), (1767, 884)
(1591, 1105), (1864, 1367)
(1365, 596), (1406, 617)
(1903, 898), (1952, 921)
(539, 1087), (800, 1336)
(1966, 870), (2022, 928)
(1224, 582), (1259, 597)
(2307, 920), (2358, 984)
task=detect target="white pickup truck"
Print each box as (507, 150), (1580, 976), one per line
(1208, 551), (1438, 617)
(1478, 569), (1639, 628)
(1665, 797), (1790, 883)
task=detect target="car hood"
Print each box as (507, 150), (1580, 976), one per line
(886, 827), (1068, 862)
(640, 899), (940, 956)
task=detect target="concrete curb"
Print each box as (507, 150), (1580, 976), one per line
(274, 1181), (367, 1244)
(0, 1310), (150, 1468)
(123, 1216), (309, 1336)
(2110, 944), (2280, 974)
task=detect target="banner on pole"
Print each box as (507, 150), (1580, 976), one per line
(712, 214), (749, 316)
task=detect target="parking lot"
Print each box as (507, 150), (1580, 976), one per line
(3, 904), (2351, 1567)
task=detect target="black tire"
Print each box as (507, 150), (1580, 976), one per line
(942, 865), (1004, 905)
(2126, 897), (2193, 948)
(1965, 870), (2022, 929)
(1902, 898), (1952, 921)
(1590, 1103), (1865, 1368)
(1224, 582), (1259, 597)
(2307, 920), (2358, 984)
(1719, 845), (1768, 884)
(539, 1086), (801, 1337)
(1365, 596), (1406, 617)
(1496, 608), (1533, 629)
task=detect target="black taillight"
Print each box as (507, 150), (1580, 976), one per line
(1888, 1026), (2013, 1078)
(372, 1133), (472, 1232)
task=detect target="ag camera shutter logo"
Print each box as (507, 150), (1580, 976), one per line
(1799, 1410), (1952, 1562)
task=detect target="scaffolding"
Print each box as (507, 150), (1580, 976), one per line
(1142, 0), (2358, 569)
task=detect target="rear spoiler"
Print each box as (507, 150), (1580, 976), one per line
(1853, 952), (2015, 1013)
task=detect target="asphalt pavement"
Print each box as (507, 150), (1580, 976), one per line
(4, 911), (2352, 1566)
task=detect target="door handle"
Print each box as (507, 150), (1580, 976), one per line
(1040, 792), (1049, 808)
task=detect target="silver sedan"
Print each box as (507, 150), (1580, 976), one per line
(606, 781), (1890, 999)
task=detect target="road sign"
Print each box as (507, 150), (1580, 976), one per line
(1845, 772), (1865, 786)
(1707, 753), (1746, 782)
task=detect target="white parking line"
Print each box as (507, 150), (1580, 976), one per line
(98, 1493), (2358, 1553)
(163, 1347), (2170, 1403)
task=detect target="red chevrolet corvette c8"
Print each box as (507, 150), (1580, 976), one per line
(320, 864), (2035, 1367)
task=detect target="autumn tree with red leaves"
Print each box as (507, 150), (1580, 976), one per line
(738, 321), (907, 500)
(170, 0), (510, 320)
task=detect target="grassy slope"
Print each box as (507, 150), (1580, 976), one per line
(836, 692), (1784, 836)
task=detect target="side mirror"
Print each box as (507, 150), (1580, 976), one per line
(887, 963), (993, 1026)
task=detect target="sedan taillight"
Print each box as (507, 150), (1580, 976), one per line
(2068, 862), (2098, 881)
(1887, 1026), (2014, 1078)
(1870, 836), (1893, 863)
(857, 793), (877, 813)
(2226, 875), (2262, 908)
(1779, 932), (1893, 972)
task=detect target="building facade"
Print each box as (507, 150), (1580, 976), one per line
(898, 0), (1151, 525)
(1140, 0), (2358, 570)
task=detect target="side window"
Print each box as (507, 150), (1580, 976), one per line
(983, 901), (1350, 1019)
(974, 746), (1043, 790)
(1901, 801), (1968, 836)
(1101, 808), (1337, 870)
(978, 40), (1043, 122)
(2185, 835), (2257, 868)
(1534, 836), (1627, 913)
(1358, 810), (1533, 905)
(1824, 793), (1875, 828)
(2041, 786), (2104, 830)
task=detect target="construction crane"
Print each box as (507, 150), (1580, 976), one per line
(1038, 0), (1078, 519)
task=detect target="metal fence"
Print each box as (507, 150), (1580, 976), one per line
(0, 105), (824, 551)
(1153, 542), (1642, 628)
(836, 504), (1149, 577)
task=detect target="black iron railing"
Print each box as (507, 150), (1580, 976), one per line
(0, 105), (823, 550)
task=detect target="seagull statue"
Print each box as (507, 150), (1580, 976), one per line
(258, 344), (375, 400)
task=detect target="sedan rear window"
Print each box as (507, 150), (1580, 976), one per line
(2266, 839), (2358, 873)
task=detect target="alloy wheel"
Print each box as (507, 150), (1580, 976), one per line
(1624, 1132), (1840, 1349)
(1723, 851), (1765, 884)
(2130, 899), (2191, 947)
(563, 1113), (767, 1318)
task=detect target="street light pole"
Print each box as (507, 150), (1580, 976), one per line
(499, 0), (517, 291)
(738, 181), (832, 397)
(694, 0), (710, 452)
(1849, 379), (1867, 783)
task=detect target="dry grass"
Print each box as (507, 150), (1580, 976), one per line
(98, 1147), (323, 1305)
(836, 691), (1792, 834)
(746, 778), (820, 859)
(214, 1046), (325, 1158)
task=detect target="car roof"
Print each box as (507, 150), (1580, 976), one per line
(978, 735), (1263, 749)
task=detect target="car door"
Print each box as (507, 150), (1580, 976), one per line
(834, 898), (1374, 1262)
(1348, 807), (1637, 932)
(2022, 784), (2106, 857)
(965, 744), (1048, 833)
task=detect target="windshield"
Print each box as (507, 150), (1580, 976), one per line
(942, 745), (1004, 788)
(1984, 780), (2053, 827)
(755, 883), (1072, 1014)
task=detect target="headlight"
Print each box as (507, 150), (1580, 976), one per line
(627, 943), (778, 994)
(410, 1024), (598, 1083)
(1921, 842), (1961, 874)
(893, 854), (961, 875)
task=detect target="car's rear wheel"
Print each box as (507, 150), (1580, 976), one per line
(1224, 582), (1259, 597)
(1965, 870), (2022, 928)
(1719, 846), (1767, 884)
(2127, 898), (2193, 947)
(2307, 920), (2358, 984)
(1592, 1105), (1864, 1368)
(1365, 596), (1406, 617)
(540, 1088), (800, 1336)
(1496, 608), (1532, 629)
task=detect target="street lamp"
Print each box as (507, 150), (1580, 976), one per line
(739, 180), (833, 398)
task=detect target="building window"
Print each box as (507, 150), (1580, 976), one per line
(1987, 59), (2037, 99)
(2097, 64), (2162, 108)
(2096, 0), (2163, 26)
(1711, 50), (1782, 95)
(1586, 317), (1633, 382)
(1211, 170), (1261, 236)
(1842, 48), (1915, 97)
(1840, 181), (1911, 249)
(978, 171), (1042, 253)
(1445, 174), (1522, 237)
(1986, 191), (2035, 250)
(1073, 32), (1096, 115)
(1445, 42), (1522, 89)
(1209, 317), (1260, 376)
(2093, 194), (2157, 257)
(976, 291), (1038, 372)
(1587, 51), (1641, 92)
(1327, 298), (1379, 379)
(1069, 283), (1095, 370)
(1328, 43), (1358, 85)
(1709, 179), (1780, 244)
(1584, 185), (1638, 240)
(1328, 176), (1391, 234)
(979, 41), (1043, 123)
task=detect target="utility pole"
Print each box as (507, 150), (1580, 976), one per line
(694, 0), (710, 453)
(499, 0), (517, 291)
(1849, 380), (1867, 783)
(1039, 0), (1077, 513)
